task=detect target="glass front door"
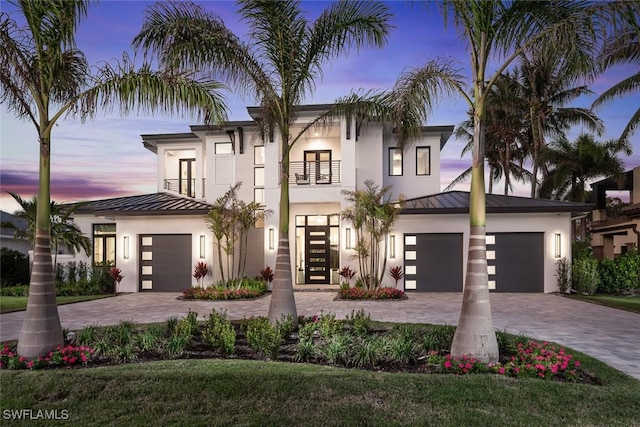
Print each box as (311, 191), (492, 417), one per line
(305, 226), (330, 284)
(179, 158), (195, 197)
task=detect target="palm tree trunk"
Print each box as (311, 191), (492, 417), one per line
(450, 105), (499, 363)
(18, 133), (63, 359)
(268, 143), (297, 326)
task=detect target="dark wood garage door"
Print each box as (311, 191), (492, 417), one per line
(404, 233), (463, 292)
(139, 234), (191, 292)
(487, 232), (544, 292)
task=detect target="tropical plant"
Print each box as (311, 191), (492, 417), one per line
(341, 180), (402, 291)
(538, 133), (630, 202)
(1, 1), (226, 358)
(109, 267), (123, 294)
(193, 262), (209, 287)
(388, 266), (405, 288)
(394, 0), (637, 362)
(259, 266), (274, 287)
(4, 192), (92, 267)
(592, 24), (640, 143)
(554, 258), (571, 294)
(338, 266), (356, 288)
(205, 183), (268, 283)
(133, 0), (393, 325)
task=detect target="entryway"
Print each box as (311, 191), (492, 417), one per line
(295, 214), (339, 285)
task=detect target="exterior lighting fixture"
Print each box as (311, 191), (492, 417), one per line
(200, 235), (206, 259)
(123, 236), (130, 260)
(269, 228), (275, 250)
(345, 227), (352, 250)
(389, 234), (396, 259)
(554, 233), (561, 258)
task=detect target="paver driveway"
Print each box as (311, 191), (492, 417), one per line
(1, 292), (638, 379)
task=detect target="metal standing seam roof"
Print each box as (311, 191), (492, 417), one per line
(400, 191), (593, 214)
(72, 193), (213, 216)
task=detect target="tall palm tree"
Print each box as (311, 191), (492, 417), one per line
(592, 26), (640, 143)
(538, 133), (630, 202)
(133, 0), (392, 325)
(0, 0), (227, 358)
(4, 192), (92, 266)
(511, 50), (604, 197)
(447, 73), (533, 195)
(393, 0), (636, 362)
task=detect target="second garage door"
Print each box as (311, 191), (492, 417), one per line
(139, 234), (192, 292)
(487, 232), (544, 292)
(404, 233), (463, 292)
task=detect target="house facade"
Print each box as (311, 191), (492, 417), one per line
(70, 104), (591, 293)
(589, 166), (640, 259)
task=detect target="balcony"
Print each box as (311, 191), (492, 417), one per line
(282, 161), (341, 185)
(164, 179), (205, 198)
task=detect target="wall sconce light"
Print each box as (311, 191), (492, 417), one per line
(554, 233), (561, 258)
(389, 234), (396, 259)
(123, 236), (129, 260)
(269, 228), (275, 250)
(200, 235), (206, 259)
(345, 227), (352, 250)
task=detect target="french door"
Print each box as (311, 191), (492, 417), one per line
(179, 158), (195, 198)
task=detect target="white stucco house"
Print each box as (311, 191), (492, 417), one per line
(69, 104), (592, 293)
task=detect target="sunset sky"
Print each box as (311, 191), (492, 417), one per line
(1, 1), (638, 213)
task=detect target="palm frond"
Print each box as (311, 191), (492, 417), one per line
(444, 166), (473, 191)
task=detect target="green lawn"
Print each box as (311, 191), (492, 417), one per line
(567, 294), (640, 314)
(1, 352), (639, 427)
(0, 295), (114, 314)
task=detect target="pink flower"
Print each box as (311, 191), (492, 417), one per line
(444, 360), (452, 369)
(498, 367), (506, 375)
(574, 360), (581, 367)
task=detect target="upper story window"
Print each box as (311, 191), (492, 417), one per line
(254, 167), (264, 186)
(254, 145), (265, 165)
(215, 142), (233, 154)
(389, 147), (403, 176)
(416, 147), (431, 176)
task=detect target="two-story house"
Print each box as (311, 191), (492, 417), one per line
(70, 104), (592, 294)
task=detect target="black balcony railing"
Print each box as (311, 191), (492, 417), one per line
(164, 178), (205, 198)
(281, 160), (341, 185)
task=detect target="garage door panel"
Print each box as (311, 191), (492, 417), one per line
(139, 234), (191, 292)
(490, 233), (543, 293)
(406, 233), (463, 292)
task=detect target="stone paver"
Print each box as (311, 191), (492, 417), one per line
(1, 292), (638, 379)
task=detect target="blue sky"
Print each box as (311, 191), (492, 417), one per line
(1, 0), (637, 213)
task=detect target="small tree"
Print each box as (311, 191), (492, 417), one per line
(341, 180), (401, 291)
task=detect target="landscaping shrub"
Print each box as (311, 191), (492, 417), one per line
(610, 250), (640, 294)
(1, 343), (93, 370)
(0, 285), (29, 297)
(421, 324), (456, 353)
(321, 333), (352, 365)
(244, 316), (281, 359)
(182, 278), (268, 300)
(53, 261), (114, 295)
(275, 314), (295, 340)
(203, 309), (236, 355)
(316, 313), (343, 340)
(383, 326), (418, 364)
(338, 286), (405, 300)
(346, 308), (371, 336)
(0, 248), (29, 287)
(597, 257), (619, 294)
(351, 337), (381, 368)
(166, 335), (188, 358)
(173, 310), (199, 342)
(554, 257), (570, 294)
(572, 257), (599, 295)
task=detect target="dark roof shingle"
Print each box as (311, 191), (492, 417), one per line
(401, 191), (593, 214)
(73, 193), (212, 216)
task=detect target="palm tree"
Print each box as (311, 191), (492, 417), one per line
(538, 133), (630, 202)
(511, 50), (604, 197)
(393, 0), (636, 362)
(447, 73), (533, 195)
(4, 192), (92, 266)
(133, 0), (392, 325)
(0, 1), (227, 358)
(592, 26), (640, 143)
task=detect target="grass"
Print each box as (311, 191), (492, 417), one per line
(0, 295), (114, 314)
(1, 350), (639, 427)
(567, 294), (640, 314)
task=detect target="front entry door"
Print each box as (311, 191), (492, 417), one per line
(305, 226), (330, 284)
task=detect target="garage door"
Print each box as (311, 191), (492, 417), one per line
(139, 234), (191, 292)
(487, 233), (543, 292)
(404, 233), (463, 292)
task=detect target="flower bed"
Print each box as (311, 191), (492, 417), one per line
(337, 287), (405, 300)
(1, 344), (93, 370)
(183, 287), (267, 300)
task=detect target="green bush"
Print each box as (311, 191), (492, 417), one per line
(554, 257), (570, 294)
(203, 309), (236, 355)
(384, 327), (418, 364)
(0, 248), (29, 287)
(275, 314), (295, 340)
(316, 313), (344, 340)
(351, 337), (381, 368)
(421, 324), (456, 352)
(615, 250), (640, 293)
(244, 316), (281, 359)
(597, 258), (618, 294)
(346, 308), (372, 336)
(572, 258), (599, 295)
(322, 333), (352, 365)
(0, 285), (29, 297)
(173, 310), (199, 342)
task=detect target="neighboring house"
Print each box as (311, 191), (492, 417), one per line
(589, 166), (640, 259)
(69, 104), (592, 293)
(0, 210), (31, 254)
